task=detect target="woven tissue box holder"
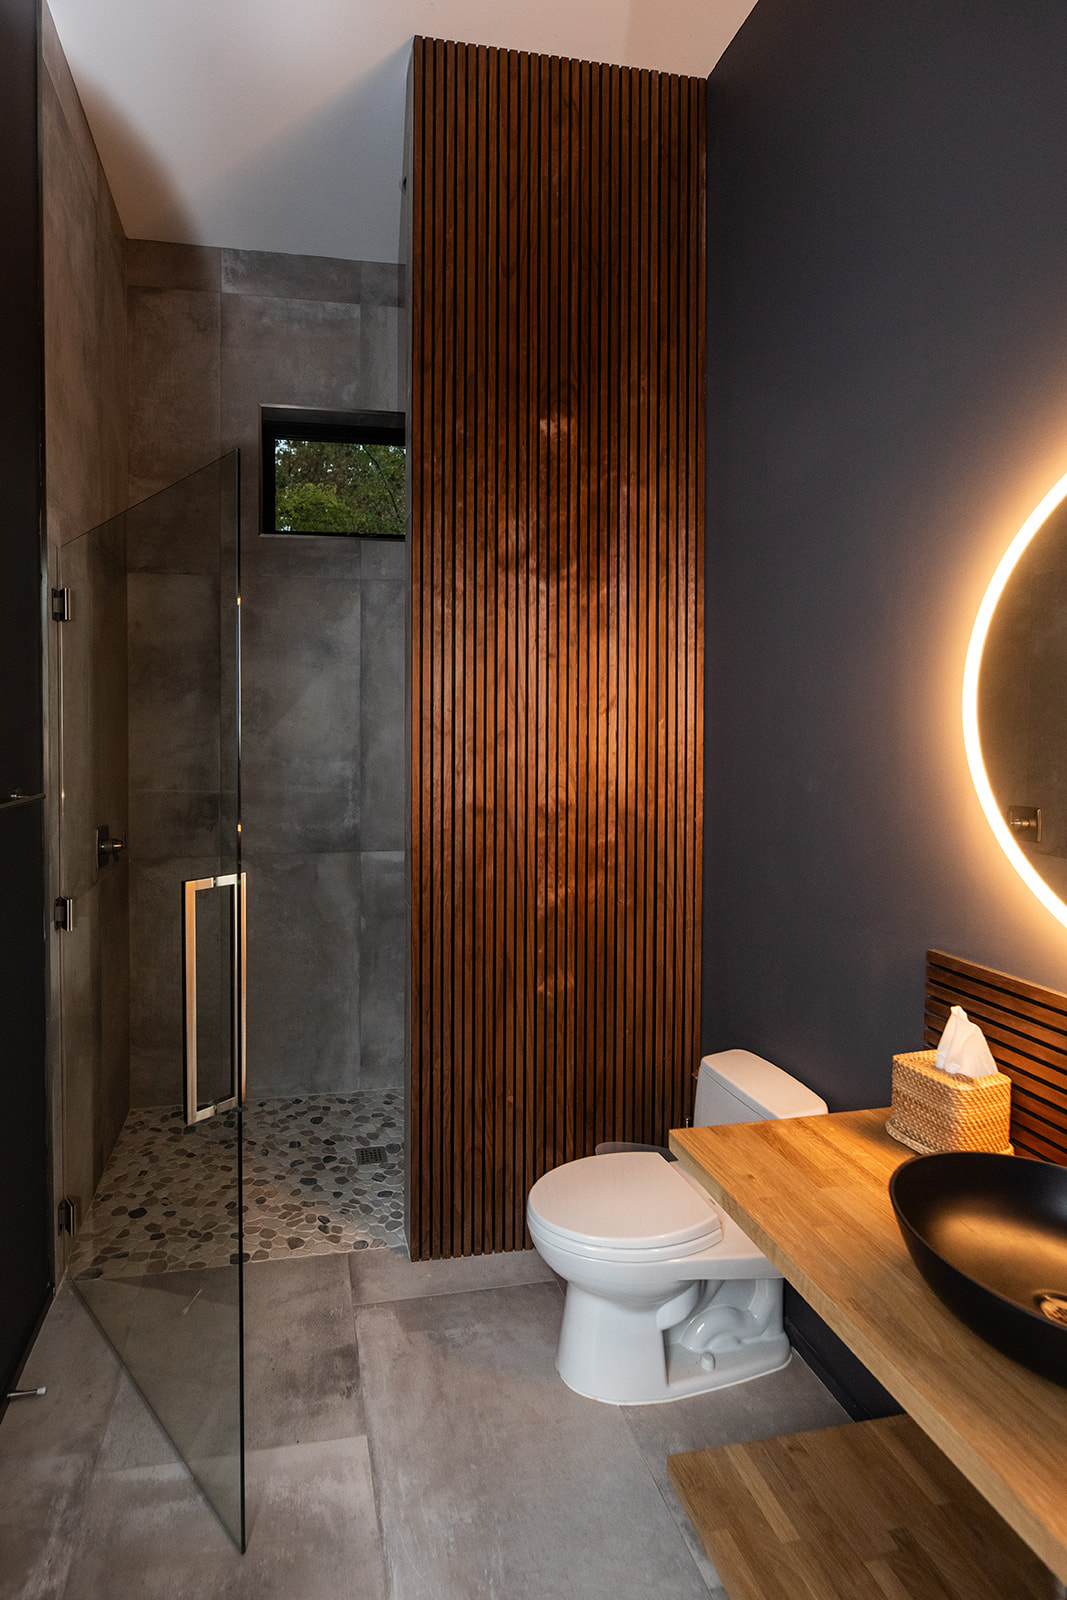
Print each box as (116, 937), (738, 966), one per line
(886, 1050), (1013, 1156)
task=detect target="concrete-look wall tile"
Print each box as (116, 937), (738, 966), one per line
(60, 878), (105, 1217)
(43, 71), (129, 548)
(130, 1044), (180, 1109)
(97, 863), (132, 1162)
(220, 293), (362, 560)
(358, 304), (403, 413)
(128, 286), (221, 502)
(42, 8), (103, 197)
(241, 756), (360, 857)
(361, 260), (403, 308)
(124, 250), (410, 1106)
(57, 880), (129, 1206)
(250, 530), (365, 582)
(245, 852), (362, 1095)
(359, 581), (406, 851)
(94, 207), (130, 517)
(358, 537), (407, 582)
(127, 572), (221, 796)
(57, 515), (129, 899)
(127, 238), (222, 293)
(358, 852), (406, 1088)
(43, 11), (131, 1256)
(125, 455), (230, 575)
(125, 854), (186, 1072)
(220, 295), (363, 444)
(127, 790), (222, 860)
(240, 571), (361, 854)
(222, 249), (363, 304)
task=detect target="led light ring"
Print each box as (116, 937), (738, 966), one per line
(963, 467), (1067, 931)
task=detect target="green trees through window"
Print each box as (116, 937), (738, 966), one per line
(261, 409), (406, 538)
(274, 438), (405, 537)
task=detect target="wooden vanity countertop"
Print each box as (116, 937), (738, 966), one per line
(669, 1108), (1067, 1585)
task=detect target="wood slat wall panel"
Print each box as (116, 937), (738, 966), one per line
(923, 949), (1067, 1165)
(409, 40), (706, 1258)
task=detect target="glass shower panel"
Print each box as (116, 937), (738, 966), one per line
(58, 454), (245, 1547)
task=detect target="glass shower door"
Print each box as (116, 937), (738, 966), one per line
(58, 454), (246, 1547)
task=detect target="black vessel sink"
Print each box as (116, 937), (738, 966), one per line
(890, 1150), (1067, 1386)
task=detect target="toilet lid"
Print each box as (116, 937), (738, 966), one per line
(528, 1152), (722, 1250)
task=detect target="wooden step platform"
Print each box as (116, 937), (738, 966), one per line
(668, 1414), (1054, 1600)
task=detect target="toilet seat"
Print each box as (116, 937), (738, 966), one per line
(527, 1151), (724, 1257)
(528, 1214), (726, 1266)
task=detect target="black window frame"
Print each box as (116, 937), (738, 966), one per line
(260, 406), (406, 538)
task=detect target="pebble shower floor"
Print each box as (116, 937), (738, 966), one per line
(71, 1091), (405, 1279)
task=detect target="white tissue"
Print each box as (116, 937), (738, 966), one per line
(935, 1005), (998, 1078)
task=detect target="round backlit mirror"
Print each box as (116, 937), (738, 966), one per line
(965, 471), (1067, 928)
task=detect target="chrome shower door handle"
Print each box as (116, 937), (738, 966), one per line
(182, 871), (247, 1127)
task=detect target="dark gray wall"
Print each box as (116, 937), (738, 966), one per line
(704, 0), (1067, 1110)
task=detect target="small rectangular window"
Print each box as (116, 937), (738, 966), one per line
(261, 407), (405, 538)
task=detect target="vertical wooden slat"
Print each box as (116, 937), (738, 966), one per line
(409, 40), (706, 1258)
(924, 950), (1067, 1166)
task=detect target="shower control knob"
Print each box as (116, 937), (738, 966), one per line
(96, 825), (127, 867)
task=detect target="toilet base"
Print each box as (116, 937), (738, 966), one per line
(555, 1278), (791, 1405)
(558, 1336), (792, 1405)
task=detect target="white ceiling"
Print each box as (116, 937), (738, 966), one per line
(47, 0), (757, 264)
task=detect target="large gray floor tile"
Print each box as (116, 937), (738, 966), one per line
(243, 1255), (363, 1450)
(0, 1286), (122, 1600)
(79, 1267), (243, 1543)
(347, 1244), (554, 1306)
(28, 1264), (121, 1439)
(357, 1281), (712, 1600)
(241, 1436), (386, 1599)
(61, 1374), (385, 1600)
(0, 1451), (94, 1600)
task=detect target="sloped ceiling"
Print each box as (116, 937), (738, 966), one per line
(46, 0), (756, 263)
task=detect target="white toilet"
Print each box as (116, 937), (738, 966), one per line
(526, 1050), (827, 1404)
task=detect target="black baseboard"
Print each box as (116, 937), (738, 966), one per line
(784, 1284), (901, 1422)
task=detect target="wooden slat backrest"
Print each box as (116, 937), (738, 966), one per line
(925, 950), (1067, 1165)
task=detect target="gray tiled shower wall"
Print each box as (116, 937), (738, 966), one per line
(126, 242), (408, 1102)
(43, 7), (131, 1224)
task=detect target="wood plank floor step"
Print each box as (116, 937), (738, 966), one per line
(667, 1414), (1053, 1600)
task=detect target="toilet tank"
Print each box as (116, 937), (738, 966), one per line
(693, 1050), (827, 1126)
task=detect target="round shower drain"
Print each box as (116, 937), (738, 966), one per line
(1034, 1291), (1067, 1325)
